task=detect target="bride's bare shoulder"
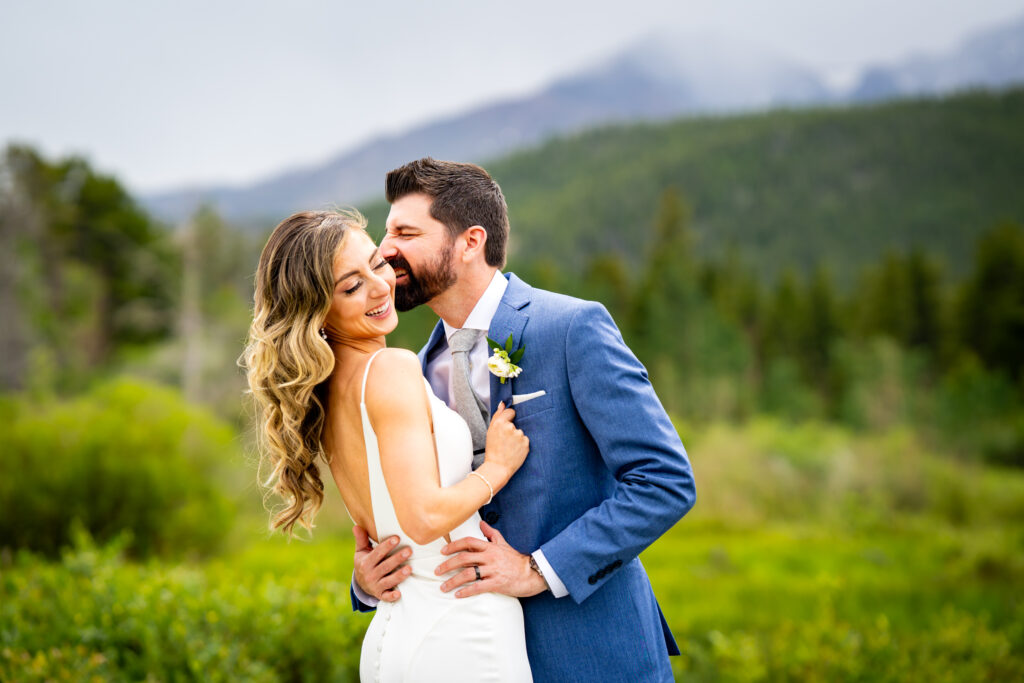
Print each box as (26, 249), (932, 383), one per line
(363, 348), (426, 415)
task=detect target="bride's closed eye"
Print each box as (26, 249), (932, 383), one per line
(343, 260), (391, 295)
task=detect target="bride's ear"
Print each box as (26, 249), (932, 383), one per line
(459, 225), (488, 263)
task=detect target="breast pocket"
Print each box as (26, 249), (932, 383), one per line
(510, 391), (554, 421)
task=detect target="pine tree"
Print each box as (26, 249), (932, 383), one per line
(957, 223), (1024, 383)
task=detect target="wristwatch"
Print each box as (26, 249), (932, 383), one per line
(529, 555), (550, 590)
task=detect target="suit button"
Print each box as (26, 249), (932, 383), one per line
(612, 560), (622, 569)
(484, 511), (500, 524)
(588, 575), (597, 585)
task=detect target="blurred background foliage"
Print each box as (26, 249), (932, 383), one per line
(1, 89), (1023, 680)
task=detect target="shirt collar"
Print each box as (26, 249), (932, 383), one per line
(442, 270), (508, 341)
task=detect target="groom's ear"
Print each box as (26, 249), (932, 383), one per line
(458, 225), (488, 263)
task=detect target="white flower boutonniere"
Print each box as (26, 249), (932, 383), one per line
(486, 334), (525, 384)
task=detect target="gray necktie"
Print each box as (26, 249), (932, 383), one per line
(449, 327), (489, 469)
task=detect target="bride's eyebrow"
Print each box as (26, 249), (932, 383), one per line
(335, 249), (381, 286)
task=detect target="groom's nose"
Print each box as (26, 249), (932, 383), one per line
(379, 235), (398, 260)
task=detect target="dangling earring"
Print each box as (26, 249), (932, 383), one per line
(319, 327), (328, 341)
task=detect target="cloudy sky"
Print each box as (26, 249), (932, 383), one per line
(2, 0), (1022, 193)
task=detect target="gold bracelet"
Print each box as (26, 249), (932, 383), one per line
(467, 471), (493, 505)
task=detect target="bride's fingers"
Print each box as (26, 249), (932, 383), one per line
(489, 403), (515, 423)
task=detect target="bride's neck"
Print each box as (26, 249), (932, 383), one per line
(330, 336), (386, 367)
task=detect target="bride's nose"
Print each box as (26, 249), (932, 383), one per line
(368, 269), (392, 295)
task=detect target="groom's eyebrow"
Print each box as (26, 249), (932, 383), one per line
(334, 249), (381, 285)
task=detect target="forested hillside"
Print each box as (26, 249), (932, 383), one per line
(363, 88), (1024, 284)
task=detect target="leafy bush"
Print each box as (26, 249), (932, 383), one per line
(934, 355), (1024, 466)
(0, 379), (235, 558)
(0, 531), (366, 682)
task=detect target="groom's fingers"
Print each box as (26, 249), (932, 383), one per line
(454, 577), (496, 599)
(441, 536), (489, 556)
(354, 534), (412, 598)
(435, 549), (483, 577)
(377, 562), (412, 588)
(373, 547), (413, 581)
(352, 525), (372, 552)
(439, 566), (481, 593)
(479, 520), (507, 545)
(364, 535), (401, 564)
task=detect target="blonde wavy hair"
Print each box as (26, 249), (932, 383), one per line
(240, 209), (367, 535)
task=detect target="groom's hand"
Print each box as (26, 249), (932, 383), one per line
(353, 525), (412, 602)
(436, 521), (547, 599)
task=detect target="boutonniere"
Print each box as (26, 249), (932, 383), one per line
(486, 334), (525, 384)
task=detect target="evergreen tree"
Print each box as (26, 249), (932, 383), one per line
(801, 265), (843, 394)
(0, 144), (177, 391)
(957, 223), (1024, 383)
(631, 188), (699, 366)
(582, 252), (631, 327)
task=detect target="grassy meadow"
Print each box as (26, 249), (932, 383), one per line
(3, 416), (1022, 681)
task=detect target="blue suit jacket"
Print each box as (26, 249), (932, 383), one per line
(354, 273), (696, 682)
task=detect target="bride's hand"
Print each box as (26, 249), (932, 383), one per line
(483, 402), (529, 480)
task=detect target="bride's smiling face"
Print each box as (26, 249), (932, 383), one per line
(323, 230), (398, 340)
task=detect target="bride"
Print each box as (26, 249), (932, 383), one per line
(241, 209), (533, 682)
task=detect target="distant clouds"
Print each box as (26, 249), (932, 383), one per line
(2, 0), (1023, 192)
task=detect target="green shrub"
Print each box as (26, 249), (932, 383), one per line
(0, 379), (235, 558)
(934, 355), (1024, 466)
(0, 533), (366, 682)
(672, 608), (1024, 682)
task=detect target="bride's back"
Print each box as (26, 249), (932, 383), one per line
(320, 357), (379, 542)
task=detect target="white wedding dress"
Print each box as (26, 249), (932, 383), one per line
(357, 350), (533, 683)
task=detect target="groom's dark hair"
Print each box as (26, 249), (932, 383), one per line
(386, 157), (509, 268)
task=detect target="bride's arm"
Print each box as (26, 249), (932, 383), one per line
(365, 348), (528, 545)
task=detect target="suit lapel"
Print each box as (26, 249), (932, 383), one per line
(419, 319), (447, 375)
(487, 273), (531, 415)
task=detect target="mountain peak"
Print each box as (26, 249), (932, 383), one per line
(578, 31), (830, 111)
(851, 12), (1024, 100)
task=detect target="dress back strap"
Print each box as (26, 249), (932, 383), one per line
(360, 349), (388, 405)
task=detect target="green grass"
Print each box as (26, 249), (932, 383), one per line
(3, 420), (1023, 681)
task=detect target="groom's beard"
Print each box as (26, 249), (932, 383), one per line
(389, 245), (457, 312)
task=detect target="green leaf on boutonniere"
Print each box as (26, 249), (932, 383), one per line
(504, 334), (515, 353)
(510, 346), (525, 364)
(486, 336), (502, 352)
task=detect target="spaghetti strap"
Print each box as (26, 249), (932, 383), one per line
(360, 348), (388, 405)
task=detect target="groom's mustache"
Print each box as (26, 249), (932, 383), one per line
(387, 255), (414, 282)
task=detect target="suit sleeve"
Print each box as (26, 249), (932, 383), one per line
(538, 301), (696, 604)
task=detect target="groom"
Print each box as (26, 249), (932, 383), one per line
(351, 157), (695, 681)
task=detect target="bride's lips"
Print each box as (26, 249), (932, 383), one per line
(365, 298), (391, 319)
